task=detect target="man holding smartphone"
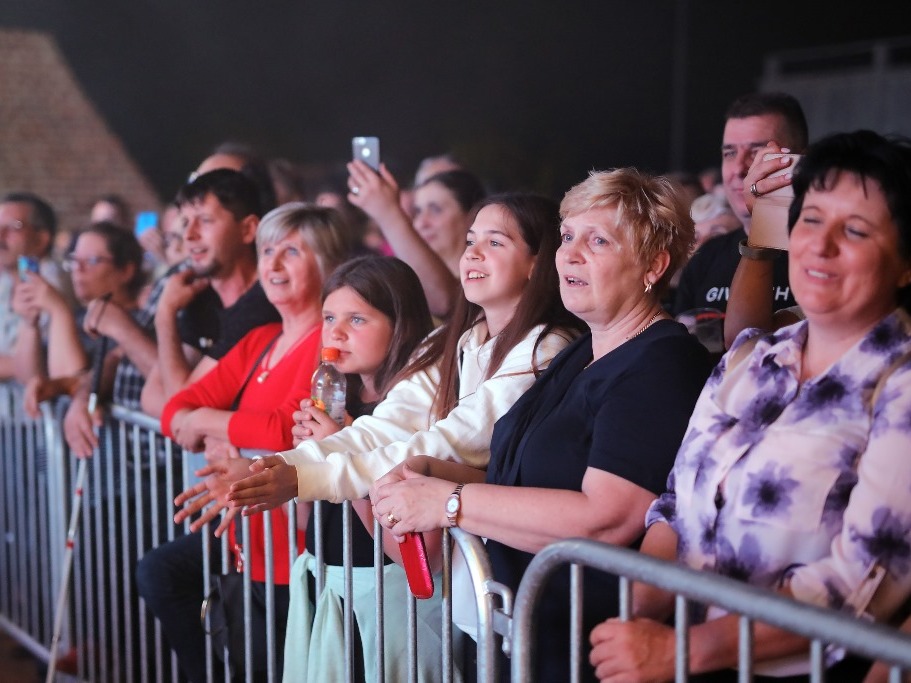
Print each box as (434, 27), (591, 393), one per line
(0, 191), (71, 384)
(673, 93), (807, 338)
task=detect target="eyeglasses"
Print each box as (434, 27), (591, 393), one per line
(63, 254), (114, 272)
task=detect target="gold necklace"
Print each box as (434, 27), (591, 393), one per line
(256, 329), (311, 384)
(625, 311), (663, 341)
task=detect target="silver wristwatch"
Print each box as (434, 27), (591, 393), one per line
(445, 483), (465, 527)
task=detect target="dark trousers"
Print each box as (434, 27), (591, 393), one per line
(136, 530), (219, 683)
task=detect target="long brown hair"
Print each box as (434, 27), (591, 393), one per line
(404, 193), (584, 420)
(321, 256), (434, 402)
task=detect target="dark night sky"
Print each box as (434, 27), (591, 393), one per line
(3, 1), (911, 200)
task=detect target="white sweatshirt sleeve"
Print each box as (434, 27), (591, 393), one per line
(280, 324), (573, 502)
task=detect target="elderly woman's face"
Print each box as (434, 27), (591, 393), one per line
(258, 232), (321, 312)
(789, 172), (911, 335)
(557, 206), (649, 328)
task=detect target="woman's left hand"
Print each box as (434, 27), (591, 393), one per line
(370, 465), (452, 540)
(291, 398), (343, 444)
(589, 618), (675, 682)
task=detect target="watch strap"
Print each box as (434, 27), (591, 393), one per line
(446, 483), (465, 527)
(738, 238), (779, 261)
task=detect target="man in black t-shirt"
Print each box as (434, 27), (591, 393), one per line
(140, 170), (280, 417)
(674, 93), (808, 328)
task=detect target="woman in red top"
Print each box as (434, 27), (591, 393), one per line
(138, 203), (352, 683)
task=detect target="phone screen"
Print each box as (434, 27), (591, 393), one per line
(17, 255), (40, 281)
(352, 136), (381, 172)
(135, 211), (159, 237)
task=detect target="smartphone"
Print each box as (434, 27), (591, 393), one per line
(135, 211), (159, 238)
(352, 136), (381, 172)
(399, 532), (434, 599)
(750, 153), (802, 252)
(17, 255), (40, 281)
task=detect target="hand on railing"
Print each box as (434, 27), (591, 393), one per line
(370, 461), (450, 541)
(63, 393), (102, 458)
(227, 454), (299, 515)
(589, 618), (676, 682)
(23, 375), (81, 418)
(173, 457), (255, 536)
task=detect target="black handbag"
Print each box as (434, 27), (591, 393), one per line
(201, 574), (271, 678)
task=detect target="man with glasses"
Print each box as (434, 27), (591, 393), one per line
(0, 192), (72, 383)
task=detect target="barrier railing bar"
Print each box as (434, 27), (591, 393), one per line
(25, 419), (38, 639)
(133, 426), (148, 683)
(106, 422), (120, 682)
(407, 584), (417, 683)
(450, 528), (504, 683)
(313, 501), (324, 601)
(737, 615), (751, 683)
(674, 594), (689, 683)
(441, 527), (453, 683)
(342, 500), (354, 683)
(810, 639), (824, 683)
(263, 505), (276, 683)
(374, 518), (386, 683)
(512, 539), (911, 681)
(570, 562), (582, 683)
(120, 421), (134, 681)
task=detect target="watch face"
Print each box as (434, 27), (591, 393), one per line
(446, 497), (459, 514)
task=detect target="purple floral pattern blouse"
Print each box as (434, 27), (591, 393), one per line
(648, 309), (911, 622)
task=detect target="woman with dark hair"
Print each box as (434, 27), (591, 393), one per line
(371, 169), (712, 681)
(13, 221), (145, 410)
(591, 131), (911, 682)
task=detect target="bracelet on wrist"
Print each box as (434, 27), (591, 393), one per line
(738, 239), (779, 261)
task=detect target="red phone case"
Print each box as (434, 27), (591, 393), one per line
(399, 532), (434, 599)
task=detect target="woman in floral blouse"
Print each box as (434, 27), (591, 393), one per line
(590, 130), (911, 682)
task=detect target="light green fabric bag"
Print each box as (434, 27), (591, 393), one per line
(283, 550), (463, 682)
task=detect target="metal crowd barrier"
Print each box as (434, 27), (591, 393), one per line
(1, 386), (486, 682)
(11, 384), (910, 682)
(509, 538), (911, 683)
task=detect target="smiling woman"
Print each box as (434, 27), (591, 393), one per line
(590, 132), (911, 683)
(140, 202), (352, 682)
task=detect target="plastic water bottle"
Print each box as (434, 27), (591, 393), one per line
(311, 347), (346, 427)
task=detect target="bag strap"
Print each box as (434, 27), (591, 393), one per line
(230, 331), (281, 411)
(723, 333), (762, 378)
(869, 348), (911, 412)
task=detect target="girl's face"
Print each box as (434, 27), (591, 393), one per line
(460, 204), (536, 336)
(67, 232), (129, 303)
(413, 182), (472, 265)
(322, 285), (394, 388)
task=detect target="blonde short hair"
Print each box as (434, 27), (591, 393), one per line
(560, 168), (695, 297)
(255, 202), (351, 280)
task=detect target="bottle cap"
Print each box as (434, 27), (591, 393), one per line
(320, 347), (340, 362)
